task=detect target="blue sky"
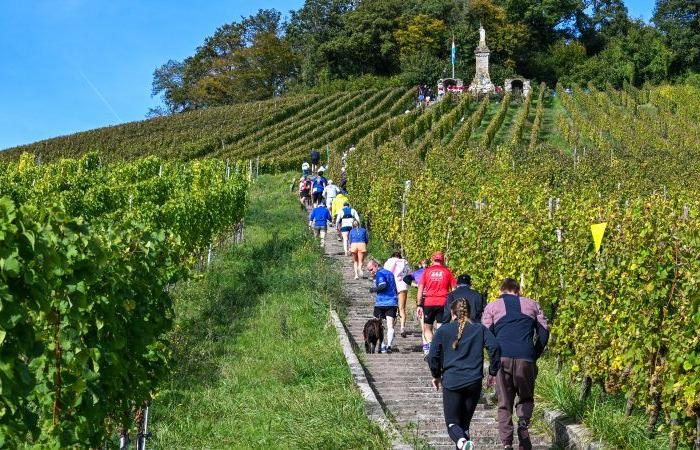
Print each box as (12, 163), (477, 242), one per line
(0, 0), (655, 150)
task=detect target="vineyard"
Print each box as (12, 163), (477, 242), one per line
(0, 87), (416, 172)
(340, 83), (700, 447)
(0, 153), (247, 447)
(3, 81), (700, 447)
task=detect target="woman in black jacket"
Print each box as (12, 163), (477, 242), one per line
(427, 299), (501, 450)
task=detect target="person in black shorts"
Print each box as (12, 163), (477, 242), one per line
(310, 149), (321, 173)
(367, 260), (399, 353)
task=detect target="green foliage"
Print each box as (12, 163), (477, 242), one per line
(345, 84), (700, 446)
(0, 154), (247, 447)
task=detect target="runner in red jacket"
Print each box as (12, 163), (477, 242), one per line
(417, 251), (457, 357)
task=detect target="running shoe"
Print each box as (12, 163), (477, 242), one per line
(400, 329), (407, 338)
(385, 346), (392, 354)
(380, 345), (387, 354)
(354, 274), (359, 280)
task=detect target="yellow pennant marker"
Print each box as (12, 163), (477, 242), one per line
(591, 222), (607, 253)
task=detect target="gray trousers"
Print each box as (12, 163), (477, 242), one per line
(496, 357), (536, 446)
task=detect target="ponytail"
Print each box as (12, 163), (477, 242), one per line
(451, 299), (472, 350)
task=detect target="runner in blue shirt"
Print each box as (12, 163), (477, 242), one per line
(311, 170), (328, 205)
(308, 202), (332, 248)
(367, 260), (398, 353)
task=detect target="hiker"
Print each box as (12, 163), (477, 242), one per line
(298, 175), (312, 210)
(416, 252), (457, 357)
(428, 299), (501, 450)
(482, 278), (549, 450)
(349, 221), (368, 279)
(310, 149), (321, 173)
(308, 201), (332, 248)
(403, 259), (429, 287)
(301, 161), (310, 176)
(331, 191), (349, 242)
(442, 274), (485, 324)
(336, 202), (360, 255)
(311, 169), (327, 205)
(323, 179), (340, 210)
(383, 251), (410, 338)
(366, 260), (398, 353)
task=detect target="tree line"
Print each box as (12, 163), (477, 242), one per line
(151, 0), (700, 114)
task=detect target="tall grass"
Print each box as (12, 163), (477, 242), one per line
(149, 173), (388, 448)
(536, 358), (672, 449)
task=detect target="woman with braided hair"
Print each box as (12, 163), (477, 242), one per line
(427, 299), (501, 450)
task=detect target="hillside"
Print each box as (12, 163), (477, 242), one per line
(1, 87), (415, 171)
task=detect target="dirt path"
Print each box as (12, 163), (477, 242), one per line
(321, 233), (553, 449)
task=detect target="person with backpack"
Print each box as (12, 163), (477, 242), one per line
(442, 274), (486, 324)
(323, 179), (340, 210)
(383, 251), (410, 338)
(311, 170), (327, 205)
(336, 202), (360, 255)
(301, 161), (310, 176)
(417, 251), (457, 357)
(298, 175), (312, 210)
(366, 260), (398, 353)
(349, 220), (368, 279)
(428, 298), (501, 450)
(310, 149), (321, 173)
(481, 278), (549, 450)
(308, 201), (332, 248)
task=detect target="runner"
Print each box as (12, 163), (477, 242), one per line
(311, 169), (327, 205)
(428, 298), (501, 450)
(336, 202), (360, 255)
(366, 260), (398, 353)
(403, 259), (429, 287)
(301, 161), (310, 176)
(298, 175), (312, 210)
(383, 251), (410, 338)
(308, 201), (332, 248)
(482, 278), (549, 450)
(331, 191), (349, 241)
(310, 149), (321, 173)
(323, 179), (340, 210)
(442, 274), (485, 324)
(349, 221), (368, 279)
(416, 251), (457, 357)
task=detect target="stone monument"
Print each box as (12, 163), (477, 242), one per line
(468, 25), (495, 95)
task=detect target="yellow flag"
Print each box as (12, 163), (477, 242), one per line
(591, 222), (607, 253)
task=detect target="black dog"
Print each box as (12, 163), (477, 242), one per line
(363, 318), (384, 354)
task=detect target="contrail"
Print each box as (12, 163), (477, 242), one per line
(80, 71), (123, 122)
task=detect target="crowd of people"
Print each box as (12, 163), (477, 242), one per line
(297, 151), (550, 450)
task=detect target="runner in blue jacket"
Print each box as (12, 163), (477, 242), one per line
(308, 202), (332, 248)
(367, 260), (398, 353)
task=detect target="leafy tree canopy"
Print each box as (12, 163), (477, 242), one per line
(152, 0), (696, 113)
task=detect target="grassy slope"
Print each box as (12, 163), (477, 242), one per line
(150, 173), (387, 448)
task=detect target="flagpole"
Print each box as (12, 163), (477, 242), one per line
(451, 34), (455, 79)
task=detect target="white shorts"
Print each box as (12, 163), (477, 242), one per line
(395, 280), (408, 293)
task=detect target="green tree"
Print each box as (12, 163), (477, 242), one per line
(653, 0), (700, 75)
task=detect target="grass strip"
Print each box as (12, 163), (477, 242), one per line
(150, 173), (388, 448)
(536, 357), (670, 449)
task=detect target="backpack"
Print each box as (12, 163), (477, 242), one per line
(303, 178), (312, 191)
(341, 206), (354, 228)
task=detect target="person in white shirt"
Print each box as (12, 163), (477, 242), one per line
(323, 180), (340, 210)
(301, 161), (310, 176)
(384, 251), (410, 338)
(335, 202), (360, 255)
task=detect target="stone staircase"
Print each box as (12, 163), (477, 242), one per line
(320, 232), (553, 449)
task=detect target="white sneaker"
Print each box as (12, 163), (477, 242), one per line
(354, 274), (359, 280)
(320, 240), (325, 248)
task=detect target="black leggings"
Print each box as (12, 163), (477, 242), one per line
(443, 380), (482, 444)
